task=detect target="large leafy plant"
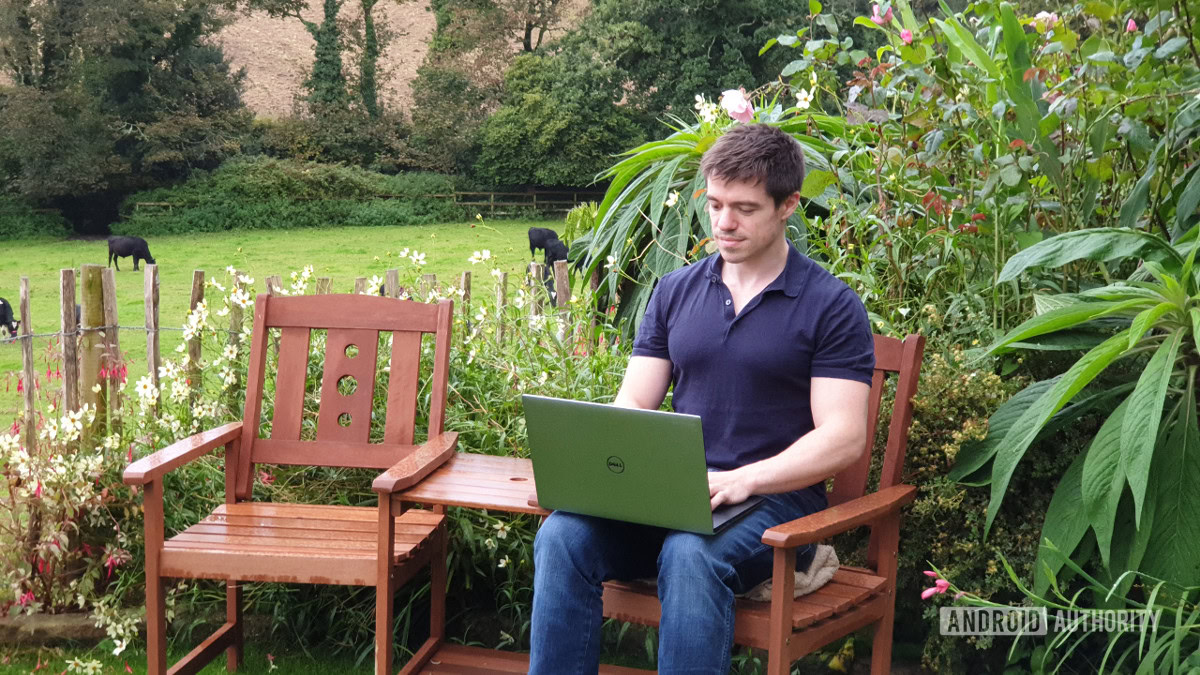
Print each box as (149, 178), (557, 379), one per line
(954, 225), (1200, 595)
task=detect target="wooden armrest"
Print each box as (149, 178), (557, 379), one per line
(372, 432), (459, 493)
(761, 484), (918, 548)
(122, 421), (243, 485)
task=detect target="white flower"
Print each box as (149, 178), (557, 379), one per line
(225, 265), (236, 276)
(230, 288), (253, 309)
(410, 251), (427, 266)
(498, 555), (511, 569)
(809, 70), (818, 87)
(796, 87), (814, 110)
(91, 383), (103, 394)
(468, 250), (492, 265)
(467, 348), (476, 365)
(483, 537), (497, 551)
(898, 307), (911, 317)
(223, 344), (238, 361)
(605, 255), (617, 271)
(366, 274), (384, 296)
(475, 306), (488, 322)
(134, 376), (158, 401)
(665, 190), (679, 208)
(0, 433), (19, 454)
(490, 267), (503, 281)
(237, 274), (254, 285)
(493, 521), (510, 539)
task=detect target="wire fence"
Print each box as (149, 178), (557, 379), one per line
(5, 261), (594, 446)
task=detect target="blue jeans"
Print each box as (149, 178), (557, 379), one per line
(529, 489), (824, 675)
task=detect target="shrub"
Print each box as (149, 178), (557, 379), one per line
(0, 197), (72, 239)
(114, 158), (463, 235)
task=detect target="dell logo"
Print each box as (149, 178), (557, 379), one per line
(606, 456), (625, 474)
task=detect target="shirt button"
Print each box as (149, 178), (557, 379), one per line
(725, 299), (731, 306)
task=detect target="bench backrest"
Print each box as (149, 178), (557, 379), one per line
(825, 333), (925, 508)
(233, 293), (453, 498)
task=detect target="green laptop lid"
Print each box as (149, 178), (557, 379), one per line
(522, 394), (716, 534)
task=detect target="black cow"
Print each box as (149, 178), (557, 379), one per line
(0, 297), (18, 338)
(542, 239), (570, 300)
(107, 236), (156, 271)
(528, 227), (560, 258)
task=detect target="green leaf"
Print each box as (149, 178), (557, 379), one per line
(1083, 1), (1116, 21)
(1154, 37), (1190, 60)
(1119, 152), (1160, 230)
(1140, 378), (1200, 587)
(758, 38), (778, 56)
(998, 228), (1186, 283)
(987, 299), (1149, 353)
(809, 0), (822, 14)
(932, 17), (1000, 79)
(1176, 164), (1200, 234)
(950, 379), (1059, 482)
(815, 14), (838, 36)
(1034, 451), (1090, 596)
(1120, 329), (1184, 527)
(1191, 308), (1200, 358)
(1080, 399), (1130, 570)
(1127, 301), (1178, 349)
(800, 169), (837, 199)
(854, 16), (885, 31)
(985, 331), (1131, 537)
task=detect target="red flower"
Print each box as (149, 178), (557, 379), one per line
(970, 213), (987, 222)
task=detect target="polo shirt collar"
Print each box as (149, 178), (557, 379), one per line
(704, 243), (806, 298)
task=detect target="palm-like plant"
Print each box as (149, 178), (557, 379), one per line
(954, 227), (1200, 596)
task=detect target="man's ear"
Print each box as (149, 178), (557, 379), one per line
(780, 191), (801, 220)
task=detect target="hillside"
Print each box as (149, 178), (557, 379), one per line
(215, 1), (438, 118)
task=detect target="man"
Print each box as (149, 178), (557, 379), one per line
(529, 124), (875, 674)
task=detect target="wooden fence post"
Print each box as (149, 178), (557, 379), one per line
(101, 268), (121, 427)
(265, 275), (282, 296)
(80, 265), (105, 434)
(419, 273), (438, 301)
(145, 265), (161, 409)
(18, 278), (36, 452)
(60, 269), (79, 413)
(528, 262), (544, 316)
(386, 269), (399, 298)
(496, 272), (508, 345)
(553, 261), (570, 310)
(459, 271), (471, 323)
(354, 277), (366, 294)
(315, 277), (332, 295)
(188, 271), (205, 399)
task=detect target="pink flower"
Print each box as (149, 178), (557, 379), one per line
(900, 29), (913, 45)
(922, 570), (939, 578)
(1033, 11), (1058, 31)
(921, 578), (951, 600)
(720, 88), (755, 123)
(18, 590), (34, 607)
(870, 4), (894, 25)
(1126, 18), (1137, 32)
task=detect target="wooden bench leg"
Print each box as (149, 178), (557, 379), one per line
(377, 502), (397, 675)
(226, 580), (243, 671)
(146, 574), (167, 675)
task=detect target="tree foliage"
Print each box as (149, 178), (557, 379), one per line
(0, 0), (250, 214)
(471, 0), (819, 187)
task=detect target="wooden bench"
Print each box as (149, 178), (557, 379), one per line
(125, 293), (460, 675)
(399, 333), (925, 673)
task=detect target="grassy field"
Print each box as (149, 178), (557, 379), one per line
(0, 218), (567, 420)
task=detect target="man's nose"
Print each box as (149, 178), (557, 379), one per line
(713, 208), (733, 231)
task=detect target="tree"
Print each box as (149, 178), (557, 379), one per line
(471, 0), (815, 187)
(0, 0), (250, 223)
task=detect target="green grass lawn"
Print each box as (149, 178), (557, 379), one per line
(0, 218), (567, 420)
(0, 643), (376, 674)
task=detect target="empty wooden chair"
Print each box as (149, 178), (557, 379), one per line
(124, 293), (460, 675)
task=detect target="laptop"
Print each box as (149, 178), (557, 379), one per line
(522, 394), (764, 535)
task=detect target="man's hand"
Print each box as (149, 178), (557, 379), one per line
(708, 469), (754, 510)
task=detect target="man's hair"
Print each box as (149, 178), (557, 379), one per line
(699, 124), (807, 206)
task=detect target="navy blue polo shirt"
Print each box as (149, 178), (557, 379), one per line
(631, 244), (874, 496)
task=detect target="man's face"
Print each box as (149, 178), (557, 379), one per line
(705, 176), (800, 266)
